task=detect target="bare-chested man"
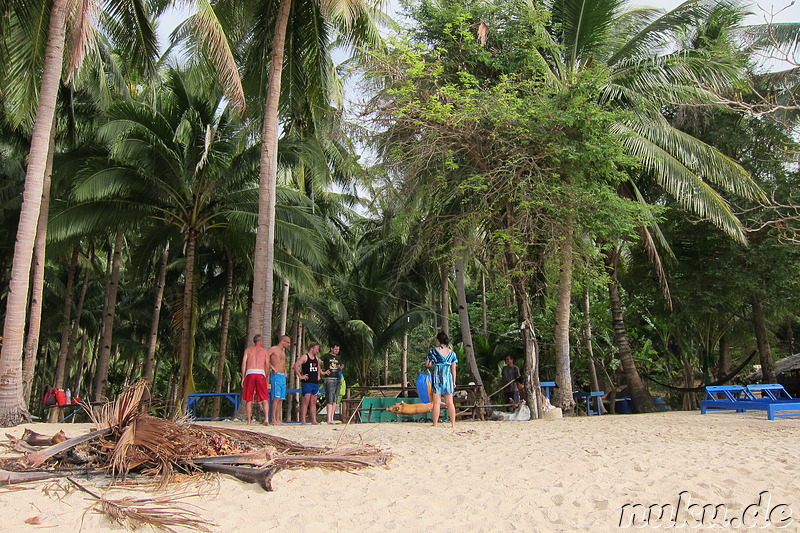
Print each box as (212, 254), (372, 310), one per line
(268, 335), (291, 424)
(241, 334), (270, 425)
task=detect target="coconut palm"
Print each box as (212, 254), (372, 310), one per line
(50, 68), (255, 407)
(0, 0), (162, 425)
(175, 0), (387, 342)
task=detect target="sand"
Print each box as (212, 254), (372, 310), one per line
(1, 411), (798, 532)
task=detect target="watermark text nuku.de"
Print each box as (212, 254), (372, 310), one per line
(619, 491), (793, 528)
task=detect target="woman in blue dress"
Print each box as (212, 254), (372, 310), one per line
(426, 331), (458, 427)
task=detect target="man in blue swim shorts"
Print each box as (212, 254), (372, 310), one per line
(268, 335), (291, 424)
(294, 343), (321, 425)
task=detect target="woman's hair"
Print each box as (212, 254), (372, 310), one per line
(436, 331), (449, 346)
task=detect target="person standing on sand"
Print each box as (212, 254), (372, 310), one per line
(426, 331), (458, 428)
(241, 334), (270, 425)
(321, 344), (343, 424)
(501, 355), (521, 409)
(294, 342), (321, 425)
(269, 335), (291, 424)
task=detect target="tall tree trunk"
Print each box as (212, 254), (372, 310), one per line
(680, 345), (696, 410)
(213, 255), (235, 419)
(481, 271), (488, 336)
(66, 252), (91, 392)
(249, 0), (293, 343)
(0, 0), (70, 425)
(508, 273), (540, 420)
(47, 245), (79, 423)
(286, 317), (301, 421)
(278, 279), (290, 338)
(92, 230), (124, 403)
(454, 255), (490, 412)
(401, 301), (409, 398)
(53, 246), (79, 392)
(381, 350), (387, 385)
(22, 130), (56, 410)
(178, 230), (198, 411)
(143, 243), (169, 385)
(552, 231), (575, 413)
(751, 293), (776, 383)
(717, 335), (730, 381)
(440, 264), (450, 336)
(582, 286), (600, 394)
(75, 339), (87, 402)
(603, 249), (655, 413)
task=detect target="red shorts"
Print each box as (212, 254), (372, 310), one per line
(243, 373), (269, 402)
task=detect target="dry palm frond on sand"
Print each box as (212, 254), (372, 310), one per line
(1, 381), (390, 489)
(0, 382), (391, 530)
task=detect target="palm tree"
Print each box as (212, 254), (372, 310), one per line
(0, 0), (160, 424)
(52, 68), (255, 408)
(181, 0), (386, 342)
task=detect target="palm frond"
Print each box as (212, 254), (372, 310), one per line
(170, 0), (245, 112)
(613, 116), (758, 242)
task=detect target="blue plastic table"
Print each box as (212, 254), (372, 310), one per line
(540, 381), (557, 400)
(573, 391), (604, 416)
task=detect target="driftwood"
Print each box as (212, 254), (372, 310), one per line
(26, 428), (113, 467)
(21, 428), (68, 446)
(0, 467), (104, 485)
(195, 464), (284, 491)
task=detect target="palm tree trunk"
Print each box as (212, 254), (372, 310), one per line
(0, 0), (68, 426)
(481, 271), (487, 336)
(53, 246), (80, 393)
(751, 293), (776, 383)
(440, 264), (450, 336)
(582, 286), (600, 394)
(287, 318), (301, 421)
(22, 133), (55, 410)
(249, 0), (292, 343)
(552, 230), (575, 413)
(213, 254), (235, 419)
(717, 335), (730, 381)
(178, 229), (198, 410)
(278, 279), (290, 337)
(92, 230), (124, 402)
(603, 249), (655, 413)
(66, 252), (91, 392)
(75, 339), (87, 402)
(401, 330), (408, 397)
(142, 242), (169, 384)
(454, 255), (489, 413)
(383, 349), (388, 385)
(401, 301), (409, 398)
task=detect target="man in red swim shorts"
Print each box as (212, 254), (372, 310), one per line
(241, 334), (271, 425)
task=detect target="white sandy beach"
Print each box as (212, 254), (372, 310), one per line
(1, 411), (798, 532)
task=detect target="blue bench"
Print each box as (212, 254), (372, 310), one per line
(187, 392), (240, 420)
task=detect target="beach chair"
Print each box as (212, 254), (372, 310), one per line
(700, 385), (754, 414)
(700, 385), (800, 420)
(746, 384), (795, 401)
